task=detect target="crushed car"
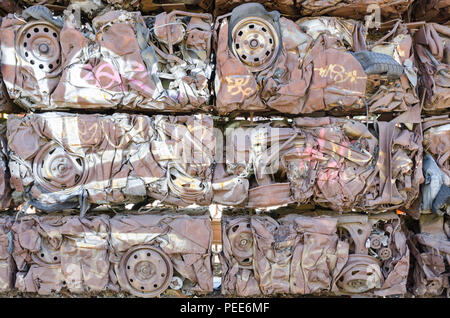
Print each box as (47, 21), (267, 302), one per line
(6, 112), (215, 213)
(214, 3), (419, 115)
(217, 108), (423, 214)
(413, 22), (450, 113)
(221, 210), (409, 296)
(0, 5), (213, 112)
(5, 212), (212, 297)
(408, 214), (449, 297)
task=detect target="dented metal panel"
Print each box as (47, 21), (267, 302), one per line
(219, 110), (423, 213)
(421, 115), (449, 216)
(0, 7), (213, 112)
(412, 0), (450, 24)
(300, 0), (414, 21)
(0, 216), (13, 292)
(7, 113), (215, 212)
(7, 212), (212, 297)
(408, 214), (449, 296)
(221, 211), (409, 296)
(0, 0), (448, 300)
(414, 23), (450, 113)
(0, 124), (11, 210)
(214, 8), (419, 115)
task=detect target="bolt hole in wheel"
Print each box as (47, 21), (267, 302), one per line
(228, 3), (282, 73)
(119, 245), (173, 297)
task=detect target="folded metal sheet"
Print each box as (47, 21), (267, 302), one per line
(0, 1), (20, 15)
(221, 211), (409, 296)
(213, 0), (414, 20)
(7, 111), (424, 214)
(7, 213), (212, 297)
(421, 115), (449, 215)
(0, 216), (13, 292)
(0, 124), (11, 210)
(414, 23), (450, 113)
(219, 109), (423, 214)
(300, 0), (413, 21)
(408, 214), (449, 296)
(7, 112), (215, 212)
(214, 0), (302, 16)
(412, 0), (450, 24)
(214, 9), (419, 115)
(0, 7), (213, 112)
(0, 74), (22, 113)
(105, 0), (212, 12)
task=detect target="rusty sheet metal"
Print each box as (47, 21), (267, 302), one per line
(423, 116), (450, 178)
(214, 10), (419, 115)
(5, 111), (424, 214)
(414, 23), (450, 113)
(109, 213), (213, 296)
(0, 7), (213, 111)
(214, 0), (301, 16)
(0, 1), (20, 15)
(0, 123), (11, 210)
(300, 0), (413, 21)
(213, 0), (413, 19)
(0, 75), (22, 113)
(221, 211), (409, 296)
(421, 115), (449, 215)
(7, 213), (212, 297)
(0, 216), (13, 292)
(412, 0), (450, 24)
(408, 214), (449, 296)
(106, 0), (211, 12)
(219, 108), (423, 214)
(6, 112), (215, 213)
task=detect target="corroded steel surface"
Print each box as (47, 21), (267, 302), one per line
(0, 8), (213, 112)
(5, 111), (425, 214)
(221, 211), (409, 296)
(7, 113), (215, 212)
(220, 109), (423, 214)
(215, 14), (420, 115)
(0, 213), (212, 297)
(0, 1), (448, 300)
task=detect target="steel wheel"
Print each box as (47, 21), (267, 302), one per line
(228, 221), (253, 266)
(15, 21), (61, 74)
(31, 237), (61, 268)
(228, 3), (281, 72)
(33, 142), (87, 192)
(118, 245), (173, 298)
(336, 255), (383, 294)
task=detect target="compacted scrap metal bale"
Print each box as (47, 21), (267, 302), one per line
(0, 1), (448, 298)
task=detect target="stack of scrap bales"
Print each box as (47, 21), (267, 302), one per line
(0, 0), (447, 298)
